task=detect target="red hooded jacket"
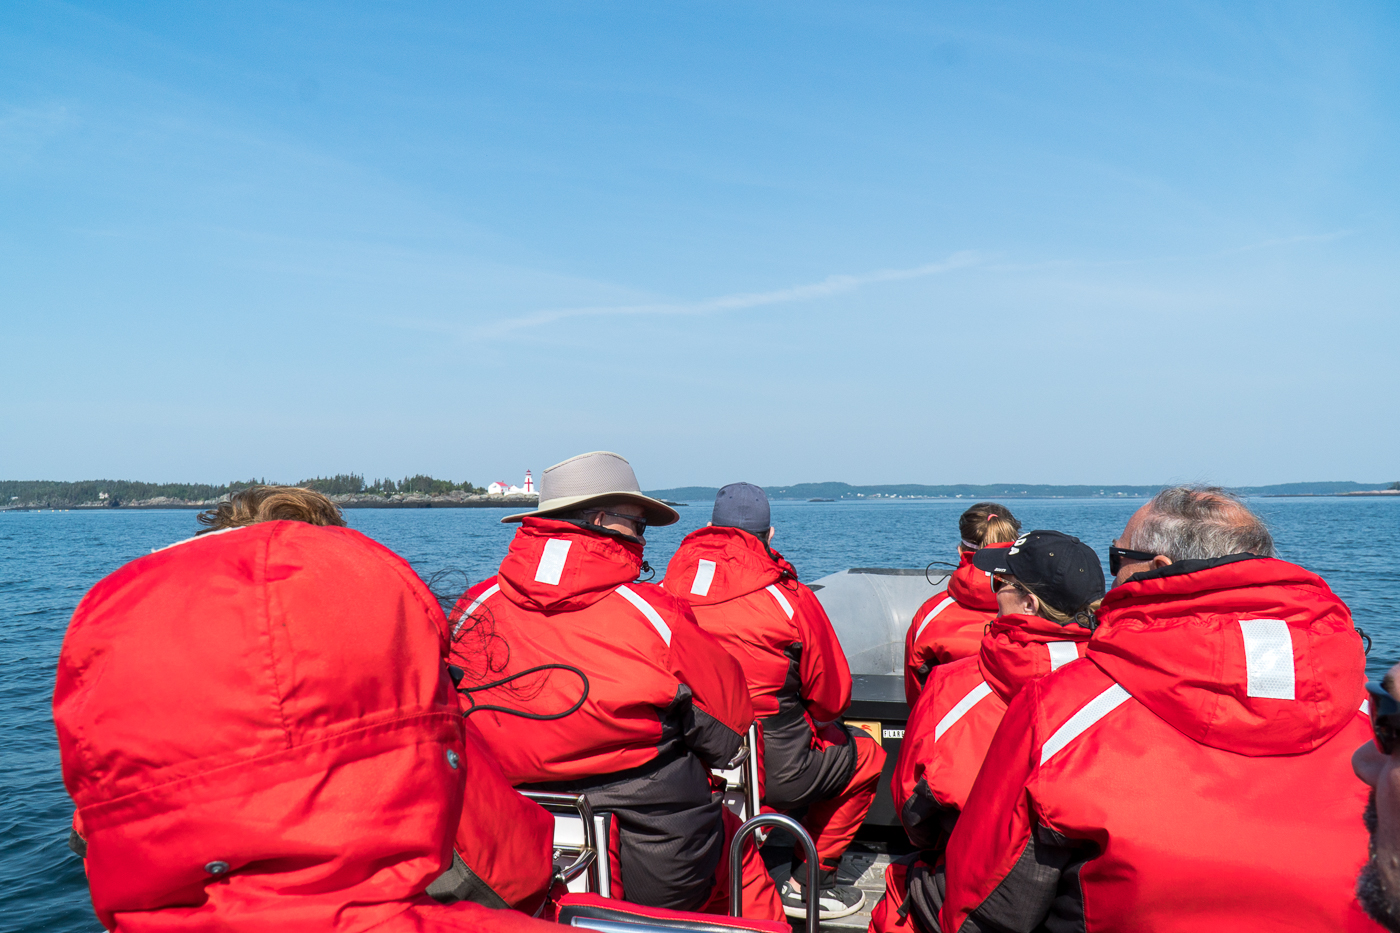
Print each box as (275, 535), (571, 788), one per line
(662, 526), (854, 808)
(903, 548), (1005, 706)
(456, 518), (754, 783)
(940, 556), (1379, 933)
(893, 614), (1090, 853)
(54, 522), (561, 933)
(452, 518), (756, 910)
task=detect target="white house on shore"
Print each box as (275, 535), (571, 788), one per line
(487, 471), (535, 496)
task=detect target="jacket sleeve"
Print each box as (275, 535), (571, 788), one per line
(663, 595), (755, 770)
(904, 610), (925, 707)
(791, 583), (851, 723)
(439, 720), (555, 913)
(905, 597), (941, 707)
(894, 686), (957, 852)
(939, 679), (1085, 933)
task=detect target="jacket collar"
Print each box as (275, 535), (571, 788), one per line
(978, 613), (1091, 702)
(662, 525), (792, 605)
(498, 517), (643, 612)
(1091, 557), (1365, 756)
(947, 547), (1002, 612)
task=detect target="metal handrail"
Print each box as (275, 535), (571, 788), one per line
(728, 813), (817, 933)
(742, 723), (761, 819)
(519, 790), (601, 891)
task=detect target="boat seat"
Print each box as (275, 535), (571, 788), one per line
(555, 893), (789, 933)
(710, 723), (761, 822)
(519, 790), (610, 897)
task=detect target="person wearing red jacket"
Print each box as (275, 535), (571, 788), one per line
(663, 483), (886, 921)
(870, 531), (1100, 933)
(904, 504), (1021, 705)
(938, 486), (1380, 933)
(452, 452), (783, 922)
(53, 518), (564, 933)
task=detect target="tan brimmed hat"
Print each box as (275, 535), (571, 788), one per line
(502, 451), (680, 526)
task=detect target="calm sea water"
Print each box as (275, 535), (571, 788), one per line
(3, 497), (1396, 932)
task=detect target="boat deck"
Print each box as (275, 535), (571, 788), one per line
(764, 827), (912, 931)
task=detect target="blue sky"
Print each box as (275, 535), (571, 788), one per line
(2, 2), (1397, 488)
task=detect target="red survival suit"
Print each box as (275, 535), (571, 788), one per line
(451, 518), (783, 921)
(870, 614), (1090, 933)
(53, 522), (562, 933)
(439, 718), (555, 913)
(939, 555), (1381, 933)
(903, 547), (1006, 706)
(663, 526), (886, 874)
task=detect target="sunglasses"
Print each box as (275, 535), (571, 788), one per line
(1367, 681), (1400, 755)
(991, 574), (1027, 595)
(595, 510), (648, 536)
(1109, 545), (1157, 576)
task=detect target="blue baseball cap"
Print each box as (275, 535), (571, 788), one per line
(712, 483), (770, 535)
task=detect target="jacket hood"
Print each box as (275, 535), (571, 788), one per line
(662, 525), (793, 606)
(1089, 556), (1365, 756)
(947, 547), (1001, 612)
(53, 522), (466, 932)
(978, 614), (1092, 703)
(498, 517), (643, 612)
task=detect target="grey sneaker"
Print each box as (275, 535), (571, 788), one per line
(778, 875), (865, 920)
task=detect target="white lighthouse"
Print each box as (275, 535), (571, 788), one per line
(523, 470), (534, 495)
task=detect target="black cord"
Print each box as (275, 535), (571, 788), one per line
(1358, 626), (1373, 656)
(458, 663), (590, 720)
(925, 560), (957, 586)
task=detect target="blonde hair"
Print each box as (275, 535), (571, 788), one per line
(1032, 594), (1101, 630)
(959, 502), (1021, 548)
(196, 485), (346, 534)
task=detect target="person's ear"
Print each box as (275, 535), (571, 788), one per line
(767, 528), (776, 544)
(1025, 590), (1041, 615)
(1151, 555), (1172, 569)
(1354, 739), (1386, 787)
(706, 521), (712, 527)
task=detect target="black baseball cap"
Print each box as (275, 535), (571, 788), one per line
(972, 530), (1105, 616)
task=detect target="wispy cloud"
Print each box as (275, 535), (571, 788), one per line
(486, 251), (982, 335)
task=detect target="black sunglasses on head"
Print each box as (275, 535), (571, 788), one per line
(1109, 545), (1157, 576)
(1367, 681), (1400, 755)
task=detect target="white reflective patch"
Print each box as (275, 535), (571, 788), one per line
(150, 525), (242, 553)
(691, 559), (716, 596)
(534, 538), (571, 586)
(1040, 684), (1131, 765)
(914, 596), (957, 642)
(935, 681), (993, 741)
(1046, 642), (1078, 671)
(453, 583), (501, 637)
(766, 585), (795, 619)
(616, 585), (672, 645)
(1363, 699), (1371, 715)
(1238, 619), (1295, 700)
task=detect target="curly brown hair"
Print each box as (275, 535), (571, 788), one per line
(196, 485), (347, 534)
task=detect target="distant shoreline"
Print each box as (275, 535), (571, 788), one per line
(0, 493), (541, 512)
(5, 490), (1397, 512)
